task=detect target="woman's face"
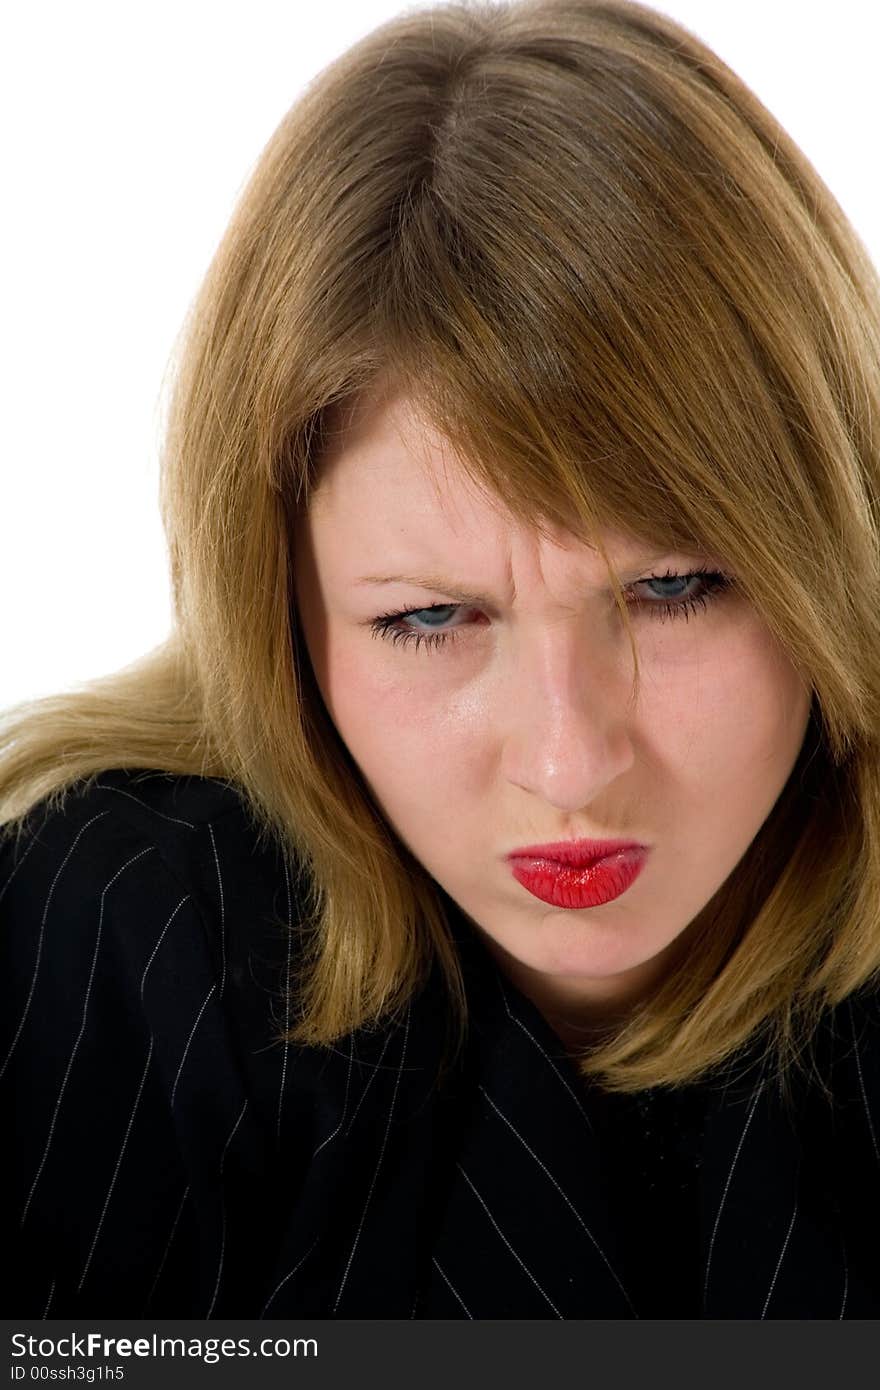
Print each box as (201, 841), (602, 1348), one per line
(293, 389), (813, 1036)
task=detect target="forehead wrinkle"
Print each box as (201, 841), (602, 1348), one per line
(355, 541), (676, 604)
(310, 394), (682, 591)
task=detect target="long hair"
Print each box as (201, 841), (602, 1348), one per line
(3, 0), (880, 1093)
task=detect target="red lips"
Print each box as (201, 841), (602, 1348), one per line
(506, 840), (649, 909)
(507, 838), (645, 867)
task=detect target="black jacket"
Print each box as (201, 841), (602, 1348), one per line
(2, 768), (878, 1318)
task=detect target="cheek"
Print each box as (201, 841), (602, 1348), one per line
(319, 644), (487, 807)
(319, 644), (394, 752)
(655, 628), (811, 810)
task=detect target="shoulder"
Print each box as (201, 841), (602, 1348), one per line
(1, 764), (290, 898)
(3, 765), (254, 850)
(0, 768), (302, 1036)
(1, 766), (249, 878)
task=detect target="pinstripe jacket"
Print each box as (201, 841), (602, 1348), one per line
(2, 768), (879, 1319)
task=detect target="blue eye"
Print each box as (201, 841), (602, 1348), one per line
(370, 604), (463, 651)
(369, 569), (734, 653)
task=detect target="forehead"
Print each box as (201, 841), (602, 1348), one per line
(308, 389), (654, 567)
(312, 389), (479, 511)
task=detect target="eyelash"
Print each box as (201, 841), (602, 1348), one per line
(369, 568), (735, 653)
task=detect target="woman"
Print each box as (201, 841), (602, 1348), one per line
(2, 0), (879, 1319)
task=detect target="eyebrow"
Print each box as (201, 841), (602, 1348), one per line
(356, 553), (674, 605)
(356, 574), (498, 604)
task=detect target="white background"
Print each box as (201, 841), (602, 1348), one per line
(3, 1), (878, 709)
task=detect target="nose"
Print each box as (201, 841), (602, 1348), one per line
(500, 625), (636, 812)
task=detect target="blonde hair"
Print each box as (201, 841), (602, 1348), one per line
(3, 0), (880, 1094)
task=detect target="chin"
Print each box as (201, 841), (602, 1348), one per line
(535, 924), (675, 980)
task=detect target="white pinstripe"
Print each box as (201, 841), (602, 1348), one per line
(20, 845), (155, 1227)
(78, 1037), (155, 1293)
(344, 1030), (394, 1137)
(92, 783), (197, 829)
(495, 974), (594, 1134)
(839, 1231), (849, 1319)
(41, 1277), (55, 1319)
(477, 1083), (636, 1314)
(205, 1098), (249, 1319)
(333, 1010), (411, 1313)
(849, 999), (879, 1164)
(259, 1235), (321, 1318)
(78, 897), (191, 1295)
(170, 982), (217, 1110)
(0, 811), (111, 1084)
(761, 1198), (797, 1318)
(207, 822), (226, 1000)
(455, 1161), (563, 1316)
(139, 897), (191, 1004)
(145, 1183), (190, 1312)
(432, 1256), (473, 1317)
(0, 828), (39, 907)
(702, 1073), (767, 1309)
(313, 1034), (355, 1158)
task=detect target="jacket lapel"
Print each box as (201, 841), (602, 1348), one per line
(421, 933), (637, 1317)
